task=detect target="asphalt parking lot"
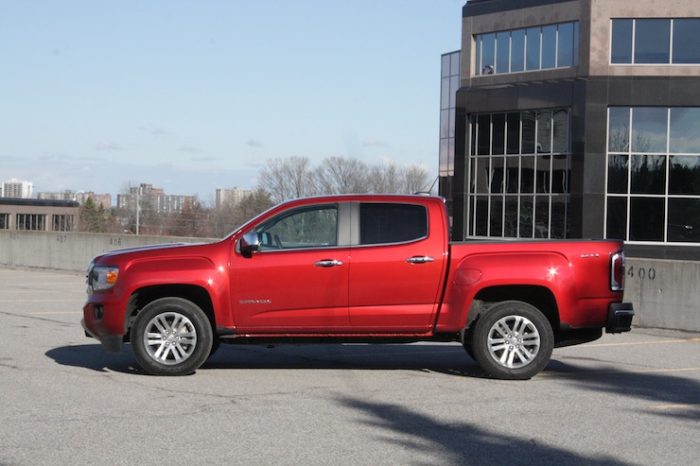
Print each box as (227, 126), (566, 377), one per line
(0, 267), (698, 466)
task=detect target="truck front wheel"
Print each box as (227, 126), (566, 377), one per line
(470, 301), (554, 380)
(131, 297), (213, 376)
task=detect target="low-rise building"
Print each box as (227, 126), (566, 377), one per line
(0, 198), (79, 232)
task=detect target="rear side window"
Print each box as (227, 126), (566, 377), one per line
(360, 203), (427, 245)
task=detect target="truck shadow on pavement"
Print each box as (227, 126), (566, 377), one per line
(45, 344), (143, 374)
(45, 343), (700, 423)
(45, 342), (482, 376)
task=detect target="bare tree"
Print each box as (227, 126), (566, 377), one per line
(367, 163), (401, 193)
(402, 164), (431, 194)
(258, 156), (433, 199)
(258, 156), (316, 203)
(314, 156), (369, 194)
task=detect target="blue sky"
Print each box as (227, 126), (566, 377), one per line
(0, 1), (462, 204)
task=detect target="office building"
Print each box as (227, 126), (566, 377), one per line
(0, 199), (79, 231)
(444, 0), (700, 258)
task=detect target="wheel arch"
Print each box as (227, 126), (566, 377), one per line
(125, 285), (216, 341)
(466, 285), (560, 334)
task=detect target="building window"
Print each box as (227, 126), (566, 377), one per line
(475, 22), (579, 76)
(606, 107), (700, 244)
(611, 18), (700, 65)
(52, 215), (74, 232)
(467, 109), (571, 239)
(16, 214), (46, 231)
(440, 51), (460, 177)
(0, 213), (9, 230)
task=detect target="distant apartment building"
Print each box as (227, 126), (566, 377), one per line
(38, 191), (112, 209)
(215, 187), (252, 209)
(117, 183), (194, 214)
(2, 178), (33, 199)
(0, 199), (79, 231)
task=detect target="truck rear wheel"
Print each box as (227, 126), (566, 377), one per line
(131, 297), (213, 376)
(470, 300), (553, 380)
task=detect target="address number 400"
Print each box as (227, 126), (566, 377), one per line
(626, 265), (656, 281)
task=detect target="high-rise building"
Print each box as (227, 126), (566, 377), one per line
(117, 183), (193, 214)
(2, 178), (33, 199)
(215, 187), (252, 209)
(444, 0), (700, 258)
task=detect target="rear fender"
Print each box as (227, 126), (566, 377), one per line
(436, 251), (575, 332)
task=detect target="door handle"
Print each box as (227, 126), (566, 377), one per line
(315, 259), (344, 268)
(406, 256), (434, 264)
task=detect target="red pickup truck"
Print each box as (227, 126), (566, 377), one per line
(82, 195), (633, 379)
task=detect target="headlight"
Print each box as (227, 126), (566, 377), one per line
(89, 266), (120, 291)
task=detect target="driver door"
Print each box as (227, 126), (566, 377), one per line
(230, 202), (351, 332)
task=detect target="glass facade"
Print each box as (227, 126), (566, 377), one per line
(606, 107), (700, 243)
(611, 18), (700, 64)
(439, 51), (460, 177)
(475, 22), (579, 76)
(467, 109), (572, 239)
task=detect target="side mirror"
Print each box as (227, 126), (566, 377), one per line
(240, 231), (260, 258)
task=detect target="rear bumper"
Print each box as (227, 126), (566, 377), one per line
(606, 302), (634, 333)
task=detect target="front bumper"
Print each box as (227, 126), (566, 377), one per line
(81, 318), (123, 352)
(606, 302), (634, 333)
(82, 295), (127, 352)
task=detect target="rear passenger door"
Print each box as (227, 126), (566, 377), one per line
(348, 202), (446, 331)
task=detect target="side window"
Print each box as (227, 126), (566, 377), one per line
(256, 205), (338, 251)
(360, 203), (427, 245)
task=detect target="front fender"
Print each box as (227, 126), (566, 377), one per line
(118, 256), (233, 327)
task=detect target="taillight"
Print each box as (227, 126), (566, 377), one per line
(611, 251), (625, 291)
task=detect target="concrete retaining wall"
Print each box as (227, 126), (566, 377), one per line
(1, 231), (698, 332)
(0, 230), (217, 273)
(623, 257), (700, 333)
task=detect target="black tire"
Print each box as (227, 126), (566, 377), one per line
(131, 297), (213, 376)
(470, 300), (554, 380)
(461, 329), (475, 360)
(208, 338), (221, 359)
